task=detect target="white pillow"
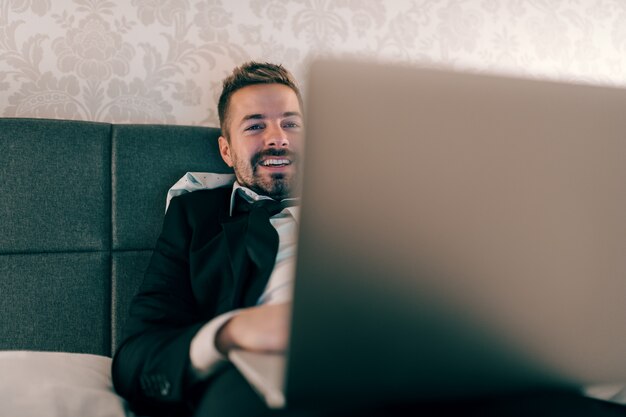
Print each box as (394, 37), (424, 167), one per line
(0, 350), (130, 417)
(166, 172), (235, 211)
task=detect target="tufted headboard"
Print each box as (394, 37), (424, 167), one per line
(0, 118), (232, 357)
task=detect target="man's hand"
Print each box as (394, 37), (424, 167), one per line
(215, 303), (291, 355)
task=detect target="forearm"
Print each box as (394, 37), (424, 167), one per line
(214, 303), (292, 354)
(189, 303), (291, 382)
(188, 310), (242, 379)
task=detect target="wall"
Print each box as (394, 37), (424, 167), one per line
(1, 0), (625, 127)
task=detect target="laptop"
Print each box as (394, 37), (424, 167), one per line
(229, 60), (626, 410)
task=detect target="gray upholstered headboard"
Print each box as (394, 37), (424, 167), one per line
(0, 118), (231, 357)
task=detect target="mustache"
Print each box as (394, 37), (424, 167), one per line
(251, 149), (298, 166)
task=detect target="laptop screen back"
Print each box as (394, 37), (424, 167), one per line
(286, 60), (626, 407)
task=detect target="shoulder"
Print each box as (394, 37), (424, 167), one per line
(173, 187), (232, 207)
(167, 187), (231, 223)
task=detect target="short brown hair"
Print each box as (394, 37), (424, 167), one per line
(218, 61), (302, 139)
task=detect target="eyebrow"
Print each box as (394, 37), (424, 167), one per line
(240, 111), (303, 124)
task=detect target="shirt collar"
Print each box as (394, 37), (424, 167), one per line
(229, 182), (300, 220)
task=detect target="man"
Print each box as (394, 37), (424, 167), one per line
(113, 61), (626, 417)
(112, 62), (303, 417)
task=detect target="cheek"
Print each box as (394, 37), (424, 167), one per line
(231, 145), (256, 166)
(290, 133), (304, 148)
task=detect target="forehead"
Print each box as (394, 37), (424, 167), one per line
(229, 84), (301, 119)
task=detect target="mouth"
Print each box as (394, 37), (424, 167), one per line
(259, 157), (293, 169)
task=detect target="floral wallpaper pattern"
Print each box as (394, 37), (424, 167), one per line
(1, 0), (626, 127)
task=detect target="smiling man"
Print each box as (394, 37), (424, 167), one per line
(111, 62), (626, 417)
(112, 62), (304, 417)
(218, 82), (302, 201)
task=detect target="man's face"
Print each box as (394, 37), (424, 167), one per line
(218, 83), (303, 200)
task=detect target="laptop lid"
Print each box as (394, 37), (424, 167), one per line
(285, 60), (626, 408)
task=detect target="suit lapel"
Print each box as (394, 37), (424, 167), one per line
(243, 209), (279, 306)
(219, 207), (249, 308)
(219, 207), (279, 308)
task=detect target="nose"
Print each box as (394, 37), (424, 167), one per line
(265, 122), (289, 148)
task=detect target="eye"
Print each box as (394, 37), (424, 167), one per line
(282, 121), (301, 129)
(245, 123), (264, 131)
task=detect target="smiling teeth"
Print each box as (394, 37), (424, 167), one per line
(262, 159), (290, 166)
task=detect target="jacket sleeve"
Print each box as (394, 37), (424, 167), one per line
(112, 195), (206, 415)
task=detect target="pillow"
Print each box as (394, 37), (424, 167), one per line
(166, 172), (235, 211)
(0, 350), (129, 417)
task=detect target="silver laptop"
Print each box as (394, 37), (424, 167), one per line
(230, 59), (626, 410)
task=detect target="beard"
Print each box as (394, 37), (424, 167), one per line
(233, 149), (299, 200)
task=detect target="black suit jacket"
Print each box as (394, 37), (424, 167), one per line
(112, 187), (278, 415)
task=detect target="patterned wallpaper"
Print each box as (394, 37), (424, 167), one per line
(1, 0), (626, 127)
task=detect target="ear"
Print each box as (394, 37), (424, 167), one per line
(218, 135), (234, 167)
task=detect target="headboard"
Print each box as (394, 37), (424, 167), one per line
(0, 117), (231, 356)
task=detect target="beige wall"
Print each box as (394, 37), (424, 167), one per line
(1, 0), (625, 127)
